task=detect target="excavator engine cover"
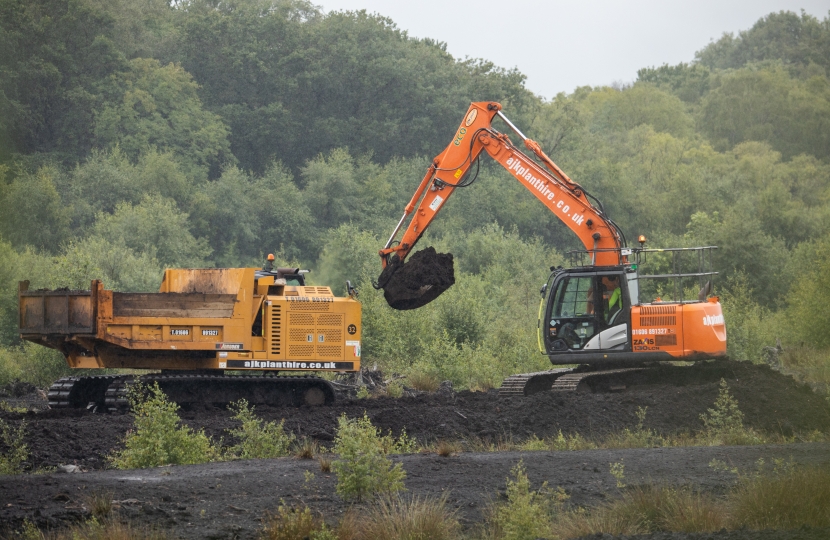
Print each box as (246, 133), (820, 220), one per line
(379, 247), (455, 310)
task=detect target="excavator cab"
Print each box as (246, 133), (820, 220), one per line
(541, 267), (632, 358)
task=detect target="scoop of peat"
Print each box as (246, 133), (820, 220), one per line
(378, 247), (455, 310)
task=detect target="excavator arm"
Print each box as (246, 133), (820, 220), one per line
(378, 102), (624, 309)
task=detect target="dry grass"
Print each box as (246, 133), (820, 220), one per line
(84, 492), (113, 519)
(293, 437), (319, 459)
(780, 346), (830, 390)
(318, 455), (332, 472)
(555, 485), (727, 538)
(261, 504), (331, 540)
(18, 518), (170, 540)
(406, 371), (440, 393)
(349, 495), (460, 540)
(730, 465), (830, 530)
(435, 439), (462, 457)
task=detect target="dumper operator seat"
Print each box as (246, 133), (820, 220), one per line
(255, 254), (306, 285)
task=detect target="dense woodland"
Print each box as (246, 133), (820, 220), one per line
(1, 0), (829, 388)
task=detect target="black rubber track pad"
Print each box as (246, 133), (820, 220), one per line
(379, 247), (455, 310)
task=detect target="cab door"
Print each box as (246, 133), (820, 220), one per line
(543, 271), (630, 355)
(544, 272), (601, 354)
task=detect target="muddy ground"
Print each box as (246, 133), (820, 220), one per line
(1, 360), (829, 538)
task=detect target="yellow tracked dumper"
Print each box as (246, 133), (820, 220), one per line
(19, 266), (361, 410)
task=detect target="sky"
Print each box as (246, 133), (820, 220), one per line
(315, 0), (830, 99)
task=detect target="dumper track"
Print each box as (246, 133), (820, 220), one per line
(47, 375), (124, 411)
(499, 367), (646, 397)
(47, 374), (336, 412)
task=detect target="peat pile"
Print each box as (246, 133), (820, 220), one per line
(1, 360), (828, 471)
(378, 246), (454, 310)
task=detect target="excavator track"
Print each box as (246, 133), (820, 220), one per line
(499, 367), (647, 397)
(499, 369), (573, 397)
(48, 374), (336, 412)
(550, 367), (645, 392)
(47, 375), (124, 411)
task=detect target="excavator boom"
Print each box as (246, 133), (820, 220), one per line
(378, 102), (623, 309)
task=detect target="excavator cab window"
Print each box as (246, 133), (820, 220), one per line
(544, 271), (629, 354)
(547, 275), (598, 351)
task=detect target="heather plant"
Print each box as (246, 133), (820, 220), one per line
(331, 413), (406, 501)
(109, 383), (218, 469)
(225, 399), (295, 459)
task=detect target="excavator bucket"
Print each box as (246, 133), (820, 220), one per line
(378, 247), (455, 310)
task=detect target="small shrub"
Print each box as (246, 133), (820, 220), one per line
(609, 460), (625, 488)
(226, 399), (294, 460)
(331, 413), (406, 502)
(356, 495), (461, 540)
(109, 383), (217, 469)
(489, 460), (552, 540)
(699, 379), (763, 445)
(355, 386), (370, 399)
(0, 417), (28, 475)
(260, 503), (335, 540)
(385, 380), (404, 398)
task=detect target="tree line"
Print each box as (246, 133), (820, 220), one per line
(1, 2), (829, 386)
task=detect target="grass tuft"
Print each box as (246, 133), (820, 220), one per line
(84, 492), (114, 519)
(731, 464), (830, 529)
(294, 437), (320, 460)
(406, 371), (440, 392)
(435, 439), (462, 457)
(555, 485), (726, 538)
(354, 494), (460, 540)
(16, 517), (170, 539)
(261, 503), (334, 540)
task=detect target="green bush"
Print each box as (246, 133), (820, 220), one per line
(0, 343), (71, 388)
(490, 460), (554, 540)
(0, 417), (27, 475)
(225, 399), (295, 460)
(109, 383), (218, 469)
(331, 413), (406, 502)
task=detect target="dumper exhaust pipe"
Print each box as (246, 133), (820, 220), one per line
(375, 247), (455, 310)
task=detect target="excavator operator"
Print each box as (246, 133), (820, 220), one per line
(603, 276), (622, 322)
(586, 275), (622, 323)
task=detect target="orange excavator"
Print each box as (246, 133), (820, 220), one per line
(376, 102), (726, 393)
